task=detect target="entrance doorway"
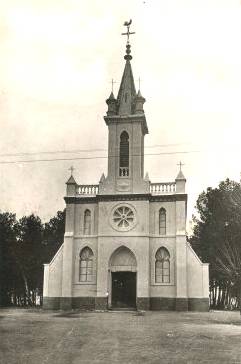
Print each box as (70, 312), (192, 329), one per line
(111, 271), (136, 308)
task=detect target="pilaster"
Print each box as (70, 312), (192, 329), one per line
(60, 201), (75, 310)
(175, 198), (188, 310)
(43, 264), (49, 297)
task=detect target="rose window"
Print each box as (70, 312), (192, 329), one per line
(113, 206), (135, 230)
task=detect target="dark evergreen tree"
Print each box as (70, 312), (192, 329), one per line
(189, 179), (241, 310)
(0, 210), (65, 307)
(43, 210), (65, 263)
(0, 213), (19, 306)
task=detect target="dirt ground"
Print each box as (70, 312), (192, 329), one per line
(0, 308), (241, 364)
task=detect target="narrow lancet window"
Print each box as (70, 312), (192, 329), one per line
(159, 208), (166, 235)
(119, 131), (129, 177)
(79, 247), (93, 282)
(84, 209), (91, 235)
(155, 247), (170, 283)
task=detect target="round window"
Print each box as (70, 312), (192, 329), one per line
(111, 204), (136, 231)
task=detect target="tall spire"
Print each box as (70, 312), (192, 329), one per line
(104, 21), (148, 133)
(115, 20), (136, 115)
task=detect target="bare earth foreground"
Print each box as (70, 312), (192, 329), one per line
(0, 309), (241, 364)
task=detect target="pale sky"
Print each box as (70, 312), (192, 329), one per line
(0, 0), (241, 229)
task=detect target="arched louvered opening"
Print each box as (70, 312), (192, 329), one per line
(83, 209), (91, 235)
(155, 247), (170, 283)
(119, 131), (129, 177)
(79, 247), (94, 282)
(159, 208), (166, 235)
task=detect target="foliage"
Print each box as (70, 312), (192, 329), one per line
(0, 210), (65, 307)
(189, 179), (241, 309)
(0, 213), (18, 306)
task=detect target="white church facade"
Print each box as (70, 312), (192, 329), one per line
(43, 26), (209, 311)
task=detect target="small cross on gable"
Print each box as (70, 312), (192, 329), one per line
(177, 161), (185, 171)
(69, 166), (75, 176)
(110, 79), (117, 93)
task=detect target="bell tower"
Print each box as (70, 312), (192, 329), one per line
(99, 21), (149, 195)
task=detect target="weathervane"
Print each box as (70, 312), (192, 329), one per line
(121, 19), (135, 44)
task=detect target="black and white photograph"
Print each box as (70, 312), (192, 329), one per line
(0, 1), (241, 363)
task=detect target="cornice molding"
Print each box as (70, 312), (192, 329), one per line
(64, 193), (187, 204)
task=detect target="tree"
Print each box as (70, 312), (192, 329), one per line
(43, 210), (65, 262)
(0, 212), (18, 306)
(189, 179), (241, 310)
(15, 214), (44, 305)
(0, 210), (65, 307)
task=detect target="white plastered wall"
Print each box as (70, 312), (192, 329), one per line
(43, 245), (63, 297)
(187, 243), (209, 298)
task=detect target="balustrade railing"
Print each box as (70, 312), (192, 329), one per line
(119, 167), (129, 177)
(75, 182), (176, 196)
(76, 184), (99, 196)
(150, 182), (176, 194)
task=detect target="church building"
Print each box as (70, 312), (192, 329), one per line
(43, 23), (209, 311)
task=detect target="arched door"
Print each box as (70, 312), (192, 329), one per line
(109, 246), (137, 308)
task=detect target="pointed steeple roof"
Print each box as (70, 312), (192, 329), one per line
(108, 91), (115, 100)
(176, 169), (186, 180)
(136, 89), (143, 98)
(66, 166), (77, 184)
(104, 21), (148, 134)
(175, 162), (186, 181)
(66, 175), (76, 185)
(116, 44), (136, 116)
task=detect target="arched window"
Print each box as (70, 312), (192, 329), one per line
(83, 209), (91, 235)
(119, 131), (129, 177)
(155, 247), (170, 283)
(159, 208), (166, 235)
(79, 247), (93, 282)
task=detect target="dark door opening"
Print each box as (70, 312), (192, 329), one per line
(111, 271), (136, 308)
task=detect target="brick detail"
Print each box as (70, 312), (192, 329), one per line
(175, 298), (188, 311)
(95, 297), (108, 310)
(72, 297), (95, 310)
(136, 297), (150, 310)
(188, 298), (209, 312)
(43, 297), (60, 310)
(150, 297), (175, 310)
(43, 296), (209, 312)
(59, 297), (72, 310)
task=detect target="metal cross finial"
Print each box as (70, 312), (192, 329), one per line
(110, 79), (117, 93)
(121, 19), (135, 44)
(177, 161), (185, 171)
(69, 166), (74, 176)
(137, 77), (141, 90)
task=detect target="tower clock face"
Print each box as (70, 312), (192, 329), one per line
(110, 203), (137, 231)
